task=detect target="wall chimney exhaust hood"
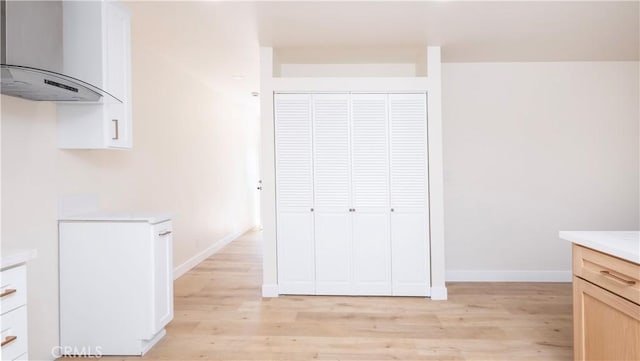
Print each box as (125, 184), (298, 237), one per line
(0, 0), (119, 102)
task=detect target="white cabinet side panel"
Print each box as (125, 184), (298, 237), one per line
(59, 222), (151, 355)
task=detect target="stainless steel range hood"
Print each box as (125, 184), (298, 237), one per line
(0, 0), (118, 102)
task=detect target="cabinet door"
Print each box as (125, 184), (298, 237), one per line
(274, 94), (315, 294)
(574, 277), (640, 361)
(151, 221), (173, 336)
(104, 2), (131, 148)
(312, 93), (352, 295)
(389, 93), (430, 296)
(350, 94), (391, 295)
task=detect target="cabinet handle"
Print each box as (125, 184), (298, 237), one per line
(112, 119), (119, 140)
(390, 208), (395, 212)
(158, 231), (172, 236)
(310, 208), (314, 212)
(0, 289), (16, 298)
(1, 335), (17, 347)
(600, 270), (636, 285)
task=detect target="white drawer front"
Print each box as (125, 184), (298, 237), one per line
(1, 306), (28, 361)
(0, 265), (27, 314)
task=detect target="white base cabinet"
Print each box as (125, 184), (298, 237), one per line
(59, 217), (173, 356)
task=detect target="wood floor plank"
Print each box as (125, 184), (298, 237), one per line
(58, 230), (572, 360)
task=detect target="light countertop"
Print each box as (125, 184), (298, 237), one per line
(1, 249), (38, 270)
(59, 212), (172, 225)
(559, 231), (640, 264)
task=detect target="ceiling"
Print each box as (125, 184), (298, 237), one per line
(125, 1), (639, 97)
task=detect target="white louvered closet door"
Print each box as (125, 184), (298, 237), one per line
(389, 93), (431, 297)
(350, 94), (391, 295)
(312, 93), (353, 295)
(274, 93), (315, 295)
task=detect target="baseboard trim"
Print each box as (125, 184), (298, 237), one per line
(430, 286), (448, 300)
(262, 284), (279, 297)
(173, 225), (254, 280)
(446, 270), (572, 282)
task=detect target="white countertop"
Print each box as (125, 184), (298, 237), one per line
(559, 231), (640, 264)
(59, 212), (172, 225)
(1, 249), (38, 270)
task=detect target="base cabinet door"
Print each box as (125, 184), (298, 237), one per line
(574, 277), (640, 361)
(151, 221), (174, 336)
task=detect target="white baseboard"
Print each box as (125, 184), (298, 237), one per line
(262, 284), (279, 297)
(173, 225), (254, 280)
(446, 270), (572, 282)
(430, 286), (448, 300)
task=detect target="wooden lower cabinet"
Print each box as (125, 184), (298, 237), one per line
(573, 245), (640, 361)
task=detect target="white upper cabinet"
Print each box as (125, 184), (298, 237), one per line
(57, 0), (132, 149)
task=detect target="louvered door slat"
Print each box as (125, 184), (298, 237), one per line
(389, 94), (428, 210)
(313, 94), (351, 210)
(275, 94), (313, 210)
(351, 94), (390, 211)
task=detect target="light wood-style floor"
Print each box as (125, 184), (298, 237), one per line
(78, 230), (573, 360)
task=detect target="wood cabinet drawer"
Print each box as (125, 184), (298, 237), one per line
(0, 265), (27, 314)
(573, 244), (640, 304)
(0, 306), (28, 361)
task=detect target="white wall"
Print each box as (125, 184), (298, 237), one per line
(442, 62), (639, 281)
(1, 22), (258, 361)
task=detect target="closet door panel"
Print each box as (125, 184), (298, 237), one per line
(312, 93), (352, 295)
(350, 93), (391, 295)
(389, 93), (430, 296)
(353, 213), (391, 295)
(274, 93), (315, 294)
